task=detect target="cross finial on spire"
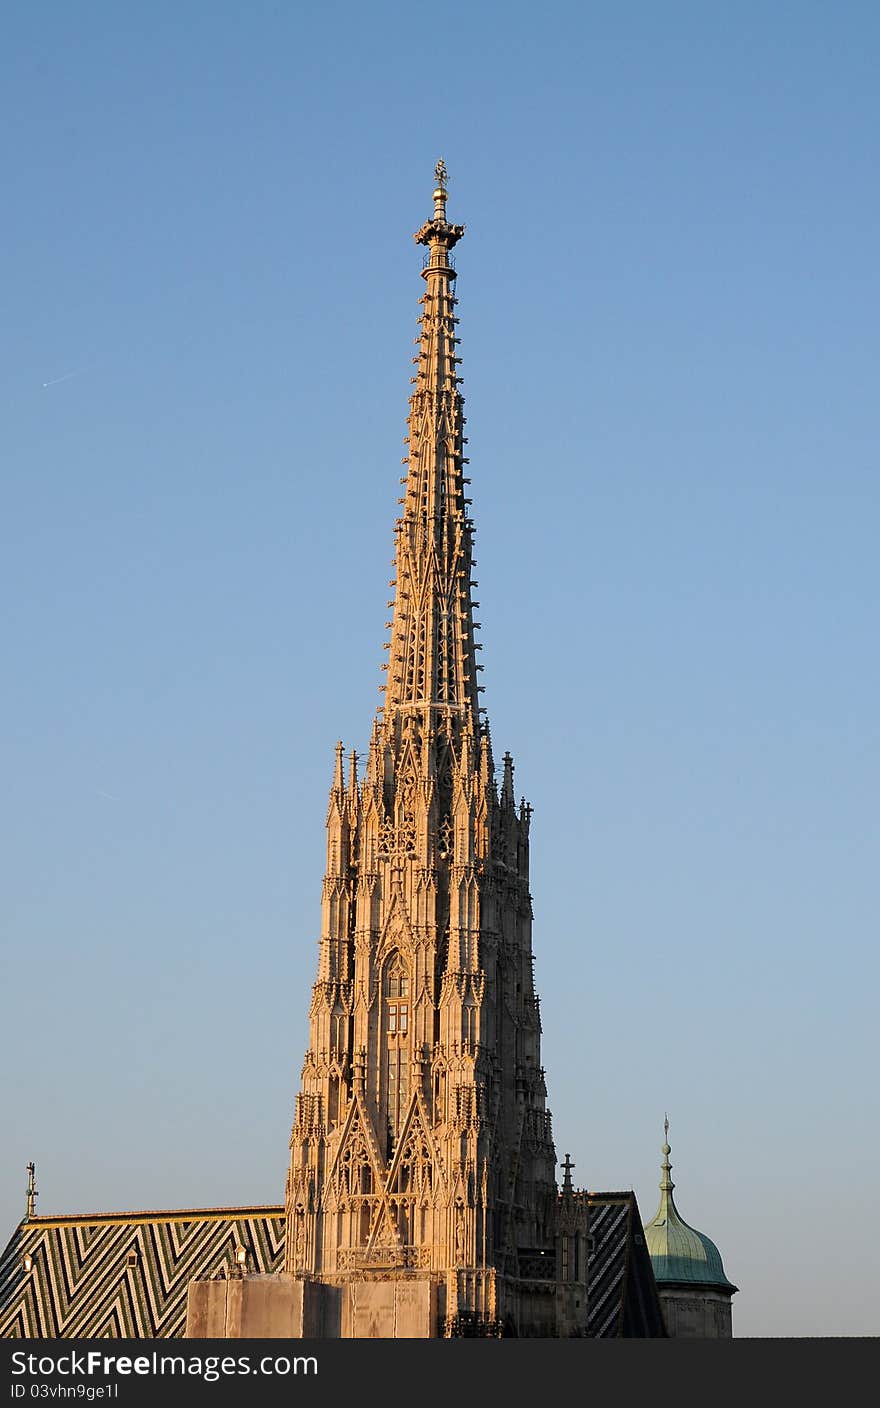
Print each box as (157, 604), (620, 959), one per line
(435, 157), (448, 191)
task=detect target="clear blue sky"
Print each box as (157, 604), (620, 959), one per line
(2, 1), (878, 1338)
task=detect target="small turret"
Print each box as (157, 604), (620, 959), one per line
(643, 1119), (738, 1337)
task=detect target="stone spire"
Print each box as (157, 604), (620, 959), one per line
(285, 164), (560, 1338)
(383, 160), (479, 733)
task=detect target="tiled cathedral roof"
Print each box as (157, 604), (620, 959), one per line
(587, 1193), (667, 1337)
(0, 1207), (285, 1339)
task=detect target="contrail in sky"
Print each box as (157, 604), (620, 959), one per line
(42, 370), (85, 388)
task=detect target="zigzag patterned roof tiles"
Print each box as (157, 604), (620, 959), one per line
(0, 1209), (286, 1339)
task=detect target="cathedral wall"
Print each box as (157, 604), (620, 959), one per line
(512, 1287), (558, 1338)
(185, 1279), (229, 1337)
(658, 1287), (733, 1338)
(185, 1275), (341, 1339)
(187, 1273), (441, 1339)
(343, 1277), (438, 1338)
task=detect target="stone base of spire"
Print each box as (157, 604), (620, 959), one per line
(185, 1273), (340, 1339)
(185, 1271), (439, 1339)
(186, 1264), (581, 1338)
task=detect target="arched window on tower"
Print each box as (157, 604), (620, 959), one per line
(332, 1009), (348, 1058)
(383, 955), (411, 1153)
(433, 1062), (447, 1124)
(462, 996), (476, 1047)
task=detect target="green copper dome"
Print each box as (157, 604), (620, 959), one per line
(643, 1122), (737, 1293)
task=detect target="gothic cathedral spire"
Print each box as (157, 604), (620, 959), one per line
(384, 157), (479, 731)
(285, 165), (566, 1338)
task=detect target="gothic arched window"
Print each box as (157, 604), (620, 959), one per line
(386, 962), (410, 1035)
(383, 955), (411, 1149)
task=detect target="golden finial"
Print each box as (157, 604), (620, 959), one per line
(660, 1116), (674, 1191)
(433, 158), (448, 219)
